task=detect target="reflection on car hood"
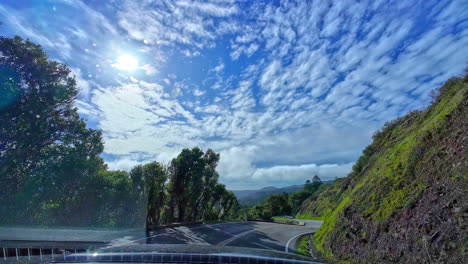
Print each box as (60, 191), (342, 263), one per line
(51, 244), (323, 264)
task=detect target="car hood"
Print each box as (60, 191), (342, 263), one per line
(51, 244), (323, 264)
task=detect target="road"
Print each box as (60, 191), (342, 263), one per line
(0, 220), (323, 258)
(130, 221), (322, 254)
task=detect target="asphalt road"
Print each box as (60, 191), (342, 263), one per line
(139, 221), (322, 254)
(0, 220), (323, 255)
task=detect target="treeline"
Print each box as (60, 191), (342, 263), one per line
(136, 148), (238, 230)
(242, 176), (323, 220)
(0, 36), (237, 228)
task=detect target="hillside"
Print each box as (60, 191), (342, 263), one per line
(233, 181), (334, 206)
(297, 74), (468, 263)
(232, 185), (304, 206)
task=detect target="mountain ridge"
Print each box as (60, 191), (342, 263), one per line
(231, 184), (305, 206)
(232, 182), (333, 206)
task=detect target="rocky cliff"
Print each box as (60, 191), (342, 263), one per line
(298, 74), (468, 263)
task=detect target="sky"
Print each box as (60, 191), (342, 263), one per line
(1, 0), (467, 190)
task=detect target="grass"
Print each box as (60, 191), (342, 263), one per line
(296, 235), (311, 256)
(297, 76), (468, 262)
(271, 216), (294, 222)
(295, 212), (323, 220)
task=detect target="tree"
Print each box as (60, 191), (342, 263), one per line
(0, 36), (105, 225)
(304, 179), (313, 192)
(185, 147), (205, 221)
(200, 149), (220, 220)
(312, 175), (322, 190)
(304, 175), (322, 193)
(165, 147), (236, 223)
(167, 148), (204, 222)
(0, 36), (239, 228)
(129, 164), (146, 224)
(289, 190), (312, 214)
(265, 193), (291, 216)
(144, 162), (167, 231)
(247, 204), (271, 220)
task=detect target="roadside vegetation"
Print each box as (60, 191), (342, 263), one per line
(296, 235), (311, 257)
(297, 72), (468, 263)
(0, 36), (238, 228)
(240, 176), (324, 221)
(271, 216), (294, 221)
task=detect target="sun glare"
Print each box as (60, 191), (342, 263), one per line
(114, 54), (139, 71)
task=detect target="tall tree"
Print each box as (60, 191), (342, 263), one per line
(265, 193), (291, 216)
(304, 179), (313, 192)
(165, 147), (237, 223)
(289, 190), (312, 214)
(186, 147), (205, 221)
(167, 148), (195, 222)
(0, 36), (104, 224)
(144, 162), (167, 231)
(311, 175), (322, 190)
(200, 149), (220, 220)
(129, 165), (147, 225)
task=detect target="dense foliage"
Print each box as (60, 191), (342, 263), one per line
(0, 36), (237, 228)
(243, 176), (323, 220)
(297, 73), (468, 263)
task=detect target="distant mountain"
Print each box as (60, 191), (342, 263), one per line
(232, 181), (333, 206)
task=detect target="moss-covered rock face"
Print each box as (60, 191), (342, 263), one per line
(298, 74), (468, 263)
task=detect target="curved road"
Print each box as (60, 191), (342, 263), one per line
(0, 220), (323, 259)
(140, 221), (322, 254)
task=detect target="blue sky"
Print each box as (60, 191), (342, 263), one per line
(1, 0), (467, 189)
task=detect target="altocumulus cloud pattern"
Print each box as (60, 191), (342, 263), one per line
(1, 0), (467, 189)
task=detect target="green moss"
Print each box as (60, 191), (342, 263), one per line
(271, 216), (294, 222)
(313, 196), (351, 256)
(295, 212), (323, 220)
(296, 76), (468, 262)
(296, 235), (311, 256)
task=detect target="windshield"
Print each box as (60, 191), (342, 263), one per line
(1, 0), (467, 263)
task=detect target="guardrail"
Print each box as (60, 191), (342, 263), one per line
(147, 221), (203, 231)
(272, 219), (305, 226)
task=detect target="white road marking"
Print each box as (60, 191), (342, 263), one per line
(217, 229), (255, 246)
(285, 232), (313, 253)
(217, 225), (277, 246)
(253, 242), (276, 251)
(204, 225), (233, 236)
(107, 222), (239, 248)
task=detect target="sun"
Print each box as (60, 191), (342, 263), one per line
(114, 54), (139, 71)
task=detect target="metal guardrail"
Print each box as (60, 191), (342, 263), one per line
(272, 219), (305, 226)
(0, 246), (86, 262)
(52, 251), (322, 264)
(147, 221), (203, 231)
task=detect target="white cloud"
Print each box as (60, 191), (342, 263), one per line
(252, 163), (353, 182)
(211, 62), (225, 73)
(117, 0), (238, 50)
(193, 88), (205, 96)
(90, 81), (201, 156)
(176, 0), (239, 17)
(3, 0), (467, 189)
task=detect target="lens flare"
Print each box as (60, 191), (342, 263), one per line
(114, 54), (139, 71)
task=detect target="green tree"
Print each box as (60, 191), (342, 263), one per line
(165, 147), (237, 223)
(0, 36), (105, 225)
(265, 193), (291, 216)
(144, 162), (167, 230)
(129, 165), (146, 224)
(311, 175), (322, 190)
(304, 179), (313, 192)
(200, 149), (220, 220)
(304, 175), (322, 193)
(167, 148), (202, 222)
(289, 190), (312, 214)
